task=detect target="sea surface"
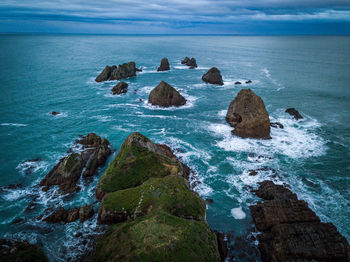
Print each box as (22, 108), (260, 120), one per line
(0, 35), (349, 261)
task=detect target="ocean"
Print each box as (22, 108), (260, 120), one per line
(0, 35), (349, 261)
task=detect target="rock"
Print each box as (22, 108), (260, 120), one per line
(285, 108), (303, 120)
(157, 57), (170, 71)
(205, 198), (214, 204)
(181, 57), (190, 64)
(186, 58), (197, 68)
(234, 81), (241, 85)
(95, 62), (138, 82)
(246, 80), (252, 84)
(43, 204), (94, 223)
(0, 239), (48, 262)
(226, 89), (271, 139)
(214, 231), (228, 262)
(40, 133), (111, 194)
(202, 67), (224, 85)
(138, 98), (143, 102)
(249, 170), (258, 176)
(270, 122), (284, 129)
(79, 204), (94, 222)
(111, 82), (128, 95)
(51, 111), (60, 116)
(250, 181), (349, 262)
(148, 81), (186, 107)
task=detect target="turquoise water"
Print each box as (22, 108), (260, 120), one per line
(0, 35), (349, 261)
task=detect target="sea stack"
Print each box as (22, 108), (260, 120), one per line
(226, 89), (271, 139)
(95, 62), (139, 82)
(202, 67), (224, 85)
(148, 81), (186, 107)
(111, 82), (128, 95)
(181, 57), (198, 68)
(285, 108), (303, 120)
(157, 57), (170, 71)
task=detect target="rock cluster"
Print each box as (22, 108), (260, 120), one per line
(148, 81), (186, 107)
(181, 57), (198, 69)
(250, 181), (349, 262)
(202, 67), (224, 85)
(40, 133), (111, 194)
(157, 57), (170, 71)
(111, 81), (128, 95)
(95, 62), (140, 82)
(285, 107), (303, 120)
(226, 89), (271, 139)
(43, 204), (94, 223)
(0, 239), (48, 262)
(93, 132), (220, 261)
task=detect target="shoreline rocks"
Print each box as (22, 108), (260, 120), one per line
(226, 89), (271, 139)
(0, 239), (48, 262)
(202, 67), (224, 85)
(39, 133), (111, 194)
(148, 81), (186, 107)
(43, 204), (94, 223)
(95, 62), (139, 82)
(250, 181), (349, 262)
(285, 107), (303, 120)
(157, 57), (170, 71)
(111, 82), (128, 95)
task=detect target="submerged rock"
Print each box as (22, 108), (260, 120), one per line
(39, 133), (111, 194)
(95, 62), (139, 82)
(285, 108), (303, 120)
(94, 132), (220, 261)
(0, 239), (48, 262)
(270, 122), (284, 129)
(226, 89), (271, 139)
(250, 181), (349, 262)
(111, 82), (128, 95)
(148, 81), (186, 107)
(43, 204), (94, 223)
(157, 57), (170, 71)
(202, 67), (224, 85)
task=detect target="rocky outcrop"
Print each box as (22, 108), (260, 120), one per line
(43, 204), (94, 223)
(246, 80), (252, 84)
(181, 57), (190, 64)
(51, 111), (60, 116)
(157, 57), (170, 71)
(226, 89), (271, 139)
(95, 62), (139, 82)
(235, 81), (241, 85)
(202, 67), (224, 85)
(250, 181), (349, 262)
(270, 122), (284, 129)
(181, 57), (197, 68)
(93, 132), (220, 261)
(285, 108), (303, 120)
(148, 81), (186, 107)
(0, 239), (48, 262)
(40, 133), (111, 194)
(111, 82), (128, 95)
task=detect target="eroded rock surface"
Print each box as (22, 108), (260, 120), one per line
(95, 62), (139, 82)
(286, 107), (303, 120)
(157, 57), (170, 71)
(148, 81), (186, 107)
(43, 204), (94, 223)
(202, 67), (224, 85)
(111, 82), (128, 95)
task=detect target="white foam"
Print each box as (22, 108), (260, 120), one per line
(218, 110), (227, 117)
(262, 68), (285, 91)
(16, 160), (48, 175)
(1, 123), (27, 127)
(231, 207), (246, 219)
(91, 115), (112, 122)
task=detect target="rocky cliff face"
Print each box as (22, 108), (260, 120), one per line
(93, 132), (220, 262)
(226, 89), (271, 139)
(148, 81), (186, 107)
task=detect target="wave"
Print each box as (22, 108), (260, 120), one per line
(16, 159), (48, 176)
(1, 123), (27, 127)
(262, 68), (285, 91)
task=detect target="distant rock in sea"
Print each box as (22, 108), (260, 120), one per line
(235, 81), (241, 85)
(181, 56), (198, 68)
(148, 81), (186, 107)
(202, 67), (224, 85)
(285, 108), (303, 120)
(95, 62), (140, 82)
(226, 89), (271, 139)
(51, 111), (60, 116)
(111, 82), (128, 95)
(246, 80), (252, 84)
(250, 180), (349, 262)
(157, 57), (170, 71)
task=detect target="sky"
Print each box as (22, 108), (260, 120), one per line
(0, 0), (350, 34)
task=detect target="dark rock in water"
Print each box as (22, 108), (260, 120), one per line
(0, 239), (48, 262)
(250, 180), (349, 262)
(246, 80), (252, 84)
(186, 58), (197, 68)
(135, 67), (142, 72)
(11, 217), (26, 224)
(234, 81), (241, 85)
(148, 81), (186, 107)
(214, 231), (228, 262)
(202, 67), (224, 85)
(270, 122), (284, 129)
(111, 82), (128, 95)
(95, 62), (138, 82)
(43, 204), (94, 223)
(285, 108), (303, 120)
(157, 57), (170, 71)
(249, 170), (258, 176)
(51, 111), (60, 116)
(138, 98), (143, 102)
(205, 198), (214, 204)
(181, 57), (190, 64)
(226, 89), (271, 139)
(39, 133), (111, 194)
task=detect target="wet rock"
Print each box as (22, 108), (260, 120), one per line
(39, 133), (111, 195)
(226, 89), (271, 139)
(43, 204), (94, 223)
(246, 80), (252, 84)
(250, 180), (349, 262)
(249, 170), (258, 176)
(181, 57), (190, 64)
(205, 198), (214, 204)
(0, 239), (48, 262)
(95, 62), (138, 82)
(11, 218), (25, 224)
(270, 122), (284, 129)
(285, 108), (303, 120)
(202, 67), (224, 85)
(51, 111), (60, 116)
(111, 82), (128, 95)
(157, 57), (170, 71)
(148, 81), (186, 107)
(181, 57), (198, 68)
(75, 232), (83, 238)
(214, 231), (228, 262)
(95, 65), (115, 82)
(234, 81), (241, 85)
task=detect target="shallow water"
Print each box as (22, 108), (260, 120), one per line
(0, 35), (349, 261)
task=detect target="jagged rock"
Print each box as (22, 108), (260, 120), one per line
(148, 81), (186, 107)
(235, 81), (241, 85)
(157, 57), (170, 71)
(285, 108), (303, 120)
(39, 133), (111, 194)
(246, 80), (252, 84)
(202, 67), (224, 85)
(0, 239), (48, 262)
(95, 62), (138, 82)
(226, 89), (271, 139)
(181, 57), (197, 68)
(51, 111), (60, 116)
(181, 57), (190, 64)
(250, 181), (349, 262)
(43, 204), (94, 223)
(270, 122), (284, 129)
(111, 82), (128, 95)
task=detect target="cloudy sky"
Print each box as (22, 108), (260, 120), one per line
(0, 0), (350, 34)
